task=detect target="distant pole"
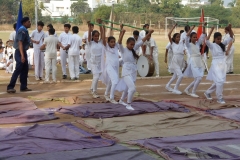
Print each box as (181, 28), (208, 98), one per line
(35, 0), (38, 28)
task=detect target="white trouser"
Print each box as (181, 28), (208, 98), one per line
(153, 55), (159, 75)
(60, 48), (68, 75)
(91, 73), (101, 92)
(226, 47), (235, 73)
(166, 68), (183, 90)
(206, 83), (223, 100)
(121, 75), (136, 104)
(34, 48), (44, 78)
(168, 52), (173, 73)
(185, 77), (202, 94)
(68, 55), (80, 79)
(105, 66), (119, 99)
(45, 58), (57, 81)
(85, 48), (91, 70)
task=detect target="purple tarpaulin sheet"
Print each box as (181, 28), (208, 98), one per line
(57, 101), (189, 118)
(133, 129), (240, 160)
(0, 109), (58, 124)
(0, 97), (37, 113)
(0, 123), (115, 158)
(5, 145), (157, 160)
(208, 108), (240, 122)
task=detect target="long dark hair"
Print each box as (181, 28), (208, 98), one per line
(190, 32), (197, 42)
(108, 36), (116, 42)
(213, 32), (225, 52)
(127, 37), (139, 59)
(172, 33), (180, 43)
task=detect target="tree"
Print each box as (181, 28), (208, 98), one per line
(61, 15), (69, 24)
(71, 0), (91, 17)
(93, 5), (112, 21)
(159, 0), (182, 16)
(125, 0), (151, 13)
(22, 0), (42, 22)
(228, 0), (236, 7)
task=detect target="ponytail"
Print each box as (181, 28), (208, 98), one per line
(213, 32), (225, 52)
(132, 48), (139, 59)
(127, 37), (140, 59)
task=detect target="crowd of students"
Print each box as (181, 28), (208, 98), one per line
(1, 19), (235, 108)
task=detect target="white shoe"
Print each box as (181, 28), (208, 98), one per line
(204, 92), (212, 100)
(52, 80), (57, 83)
(119, 99), (127, 106)
(110, 99), (118, 104)
(184, 89), (191, 96)
(155, 75), (159, 78)
(126, 104), (135, 110)
(190, 93), (199, 98)
(92, 92), (100, 98)
(165, 86), (173, 92)
(35, 77), (40, 81)
(172, 90), (182, 95)
(90, 89), (93, 95)
(217, 99), (226, 104)
(104, 95), (110, 101)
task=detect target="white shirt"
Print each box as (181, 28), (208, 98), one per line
(104, 44), (119, 67)
(119, 41), (143, 77)
(206, 38), (232, 58)
(0, 52), (3, 62)
(31, 29), (45, 48)
(83, 31), (90, 49)
(68, 34), (82, 56)
(139, 30), (146, 38)
(43, 35), (59, 58)
(132, 36), (143, 53)
(59, 32), (72, 47)
(45, 32), (58, 38)
(166, 42), (172, 51)
(143, 38), (158, 56)
(88, 40), (103, 57)
(80, 49), (85, 59)
(171, 41), (185, 55)
(9, 31), (16, 42)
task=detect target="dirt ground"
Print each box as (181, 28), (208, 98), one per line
(1, 74), (240, 128)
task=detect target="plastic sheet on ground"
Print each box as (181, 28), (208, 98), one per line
(0, 123), (114, 158)
(132, 129), (240, 160)
(78, 112), (240, 141)
(207, 108), (240, 122)
(57, 101), (189, 118)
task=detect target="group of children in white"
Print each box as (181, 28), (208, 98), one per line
(0, 18), (235, 108)
(165, 23), (234, 104)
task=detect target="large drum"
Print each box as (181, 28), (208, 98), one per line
(137, 55), (155, 77)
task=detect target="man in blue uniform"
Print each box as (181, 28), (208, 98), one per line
(7, 17), (32, 93)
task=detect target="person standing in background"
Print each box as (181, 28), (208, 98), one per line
(58, 23), (72, 79)
(31, 21), (45, 81)
(7, 17), (32, 93)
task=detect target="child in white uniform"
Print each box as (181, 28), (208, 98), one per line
(204, 24), (233, 104)
(0, 46), (6, 69)
(223, 26), (235, 74)
(87, 21), (104, 98)
(6, 54), (13, 73)
(165, 42), (173, 74)
(143, 31), (160, 77)
(80, 44), (85, 66)
(27, 44), (34, 68)
(132, 30), (143, 56)
(183, 25), (206, 98)
(83, 23), (94, 72)
(165, 24), (185, 95)
(66, 26), (82, 80)
(58, 24), (72, 79)
(31, 21), (45, 80)
(118, 27), (154, 110)
(101, 28), (120, 104)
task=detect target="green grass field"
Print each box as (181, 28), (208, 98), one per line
(0, 30), (239, 77)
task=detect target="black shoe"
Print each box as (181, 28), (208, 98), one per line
(75, 77), (79, 80)
(62, 75), (67, 79)
(7, 89), (16, 93)
(20, 88), (32, 92)
(39, 77), (43, 80)
(86, 70), (91, 74)
(227, 72), (231, 74)
(229, 72), (234, 74)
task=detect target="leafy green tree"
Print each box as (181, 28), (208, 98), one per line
(22, 0), (42, 22)
(61, 15), (69, 24)
(159, 0), (182, 16)
(125, 0), (151, 13)
(93, 5), (112, 21)
(71, 0), (91, 17)
(228, 0), (236, 7)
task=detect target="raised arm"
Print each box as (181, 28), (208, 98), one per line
(118, 25), (125, 45)
(168, 24), (177, 44)
(207, 26), (214, 40)
(187, 25), (195, 36)
(87, 21), (91, 43)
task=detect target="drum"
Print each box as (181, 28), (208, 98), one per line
(137, 55), (155, 77)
